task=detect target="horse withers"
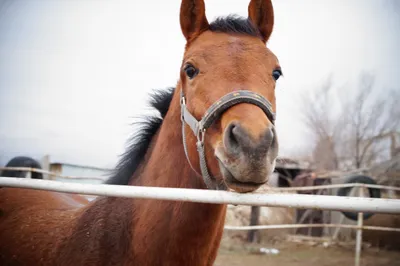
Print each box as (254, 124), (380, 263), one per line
(0, 0), (282, 265)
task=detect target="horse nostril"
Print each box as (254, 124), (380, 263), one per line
(224, 122), (240, 154)
(224, 123), (276, 155)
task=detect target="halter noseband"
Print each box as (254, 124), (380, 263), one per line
(180, 89), (276, 190)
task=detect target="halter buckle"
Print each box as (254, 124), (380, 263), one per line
(196, 128), (206, 145)
(180, 96), (186, 106)
(180, 96), (186, 122)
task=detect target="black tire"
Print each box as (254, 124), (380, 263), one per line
(337, 175), (381, 221)
(1, 156), (43, 179)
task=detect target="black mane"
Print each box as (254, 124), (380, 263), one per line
(105, 87), (175, 185)
(105, 15), (258, 185)
(209, 15), (261, 39)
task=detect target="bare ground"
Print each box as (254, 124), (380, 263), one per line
(215, 241), (400, 266)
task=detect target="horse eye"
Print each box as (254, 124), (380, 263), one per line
(184, 64), (198, 79)
(272, 69), (282, 81)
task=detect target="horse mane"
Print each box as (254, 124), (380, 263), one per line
(105, 15), (260, 186)
(105, 87), (175, 185)
(209, 15), (262, 39)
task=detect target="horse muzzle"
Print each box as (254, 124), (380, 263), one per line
(215, 121), (278, 193)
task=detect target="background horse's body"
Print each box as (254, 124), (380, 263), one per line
(0, 0), (281, 265)
(0, 188), (84, 264)
(1, 156), (43, 179)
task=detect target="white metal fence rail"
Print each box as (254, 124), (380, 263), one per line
(0, 166), (106, 180)
(0, 177), (400, 214)
(1, 167), (399, 266)
(224, 223), (400, 232)
(1, 166), (399, 191)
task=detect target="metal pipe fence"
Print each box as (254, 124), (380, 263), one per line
(0, 166), (106, 180)
(1, 167), (399, 266)
(224, 223), (400, 232)
(1, 166), (399, 191)
(0, 177), (399, 214)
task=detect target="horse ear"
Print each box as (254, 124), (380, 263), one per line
(180, 0), (209, 42)
(248, 0), (274, 43)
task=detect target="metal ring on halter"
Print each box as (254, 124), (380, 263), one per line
(180, 89), (276, 190)
(196, 129), (205, 144)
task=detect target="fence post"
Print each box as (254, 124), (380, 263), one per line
(355, 187), (365, 266)
(41, 155), (50, 180)
(247, 206), (261, 243)
(333, 186), (358, 240)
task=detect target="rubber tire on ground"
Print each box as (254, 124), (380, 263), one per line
(337, 175), (381, 221)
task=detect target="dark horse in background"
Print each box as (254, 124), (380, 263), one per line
(0, 156), (43, 179)
(0, 0), (283, 265)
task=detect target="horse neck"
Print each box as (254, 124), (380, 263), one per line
(132, 93), (201, 188)
(58, 89), (226, 265)
(129, 89), (227, 264)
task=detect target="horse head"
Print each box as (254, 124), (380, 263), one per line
(179, 0), (281, 193)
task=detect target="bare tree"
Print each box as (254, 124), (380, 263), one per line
(300, 72), (399, 171)
(341, 72), (400, 169)
(299, 75), (342, 171)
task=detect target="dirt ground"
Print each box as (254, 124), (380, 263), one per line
(215, 241), (400, 266)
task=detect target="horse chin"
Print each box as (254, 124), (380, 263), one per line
(217, 159), (266, 193)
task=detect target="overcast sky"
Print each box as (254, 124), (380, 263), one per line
(0, 0), (399, 168)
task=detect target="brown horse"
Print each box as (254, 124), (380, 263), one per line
(0, 0), (282, 265)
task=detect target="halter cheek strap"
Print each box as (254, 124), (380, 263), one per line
(180, 90), (276, 190)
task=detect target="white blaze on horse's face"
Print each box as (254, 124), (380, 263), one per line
(179, 0), (281, 193)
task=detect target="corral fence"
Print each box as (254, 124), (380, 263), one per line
(1, 166), (400, 266)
